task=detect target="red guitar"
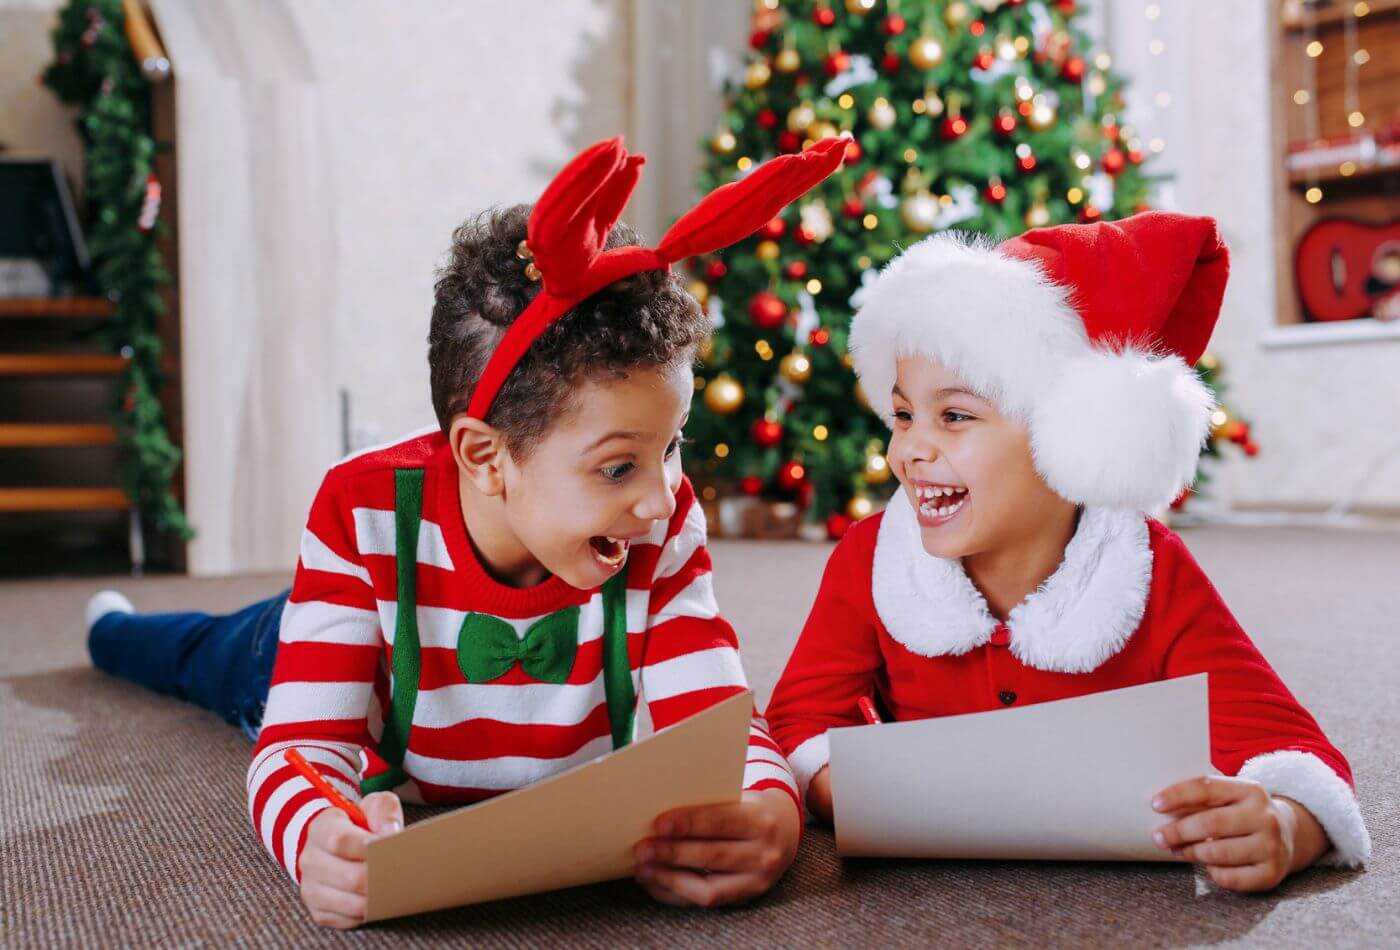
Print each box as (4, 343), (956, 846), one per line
(1294, 218), (1400, 322)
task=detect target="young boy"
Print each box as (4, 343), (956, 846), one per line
(766, 213), (1370, 891)
(88, 137), (847, 926)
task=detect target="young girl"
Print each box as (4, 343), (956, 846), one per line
(87, 136), (846, 927)
(765, 212), (1370, 891)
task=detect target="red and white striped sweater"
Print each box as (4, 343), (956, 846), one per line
(247, 428), (797, 881)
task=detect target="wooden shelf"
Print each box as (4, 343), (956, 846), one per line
(1282, 0), (1400, 31)
(0, 423), (119, 448)
(0, 487), (130, 512)
(0, 354), (128, 376)
(0, 297), (113, 319)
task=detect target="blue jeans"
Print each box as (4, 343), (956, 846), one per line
(88, 591), (288, 741)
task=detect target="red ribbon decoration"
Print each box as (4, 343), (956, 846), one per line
(465, 135), (848, 421)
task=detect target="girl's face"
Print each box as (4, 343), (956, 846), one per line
(886, 356), (1066, 560)
(499, 361), (692, 589)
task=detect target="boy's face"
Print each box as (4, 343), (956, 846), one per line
(498, 362), (692, 589)
(886, 356), (1065, 560)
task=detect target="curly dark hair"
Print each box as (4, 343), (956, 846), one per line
(428, 204), (709, 459)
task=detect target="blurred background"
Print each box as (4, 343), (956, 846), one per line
(1, 0), (1396, 577)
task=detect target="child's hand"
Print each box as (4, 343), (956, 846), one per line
(632, 787), (800, 907)
(297, 792), (403, 929)
(1151, 776), (1328, 892)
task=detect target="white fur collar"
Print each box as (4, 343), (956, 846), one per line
(871, 491), (1153, 673)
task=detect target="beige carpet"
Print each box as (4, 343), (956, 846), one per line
(1, 527), (1395, 947)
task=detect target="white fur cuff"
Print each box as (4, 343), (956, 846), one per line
(1239, 750), (1372, 867)
(787, 732), (831, 813)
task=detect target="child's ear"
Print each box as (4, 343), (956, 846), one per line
(448, 416), (508, 497)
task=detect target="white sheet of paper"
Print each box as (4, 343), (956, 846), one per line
(364, 690), (752, 921)
(829, 674), (1211, 861)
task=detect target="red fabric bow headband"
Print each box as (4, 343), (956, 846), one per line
(465, 135), (848, 420)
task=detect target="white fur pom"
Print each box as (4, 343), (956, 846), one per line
(1030, 348), (1214, 511)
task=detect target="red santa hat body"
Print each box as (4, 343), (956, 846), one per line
(848, 211), (1230, 512)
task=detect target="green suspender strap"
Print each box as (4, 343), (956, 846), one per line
(600, 566), (636, 750)
(361, 469), (425, 795)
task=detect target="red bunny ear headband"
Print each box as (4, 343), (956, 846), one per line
(465, 135), (848, 420)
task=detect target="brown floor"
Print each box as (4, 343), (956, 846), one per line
(1, 527), (1396, 947)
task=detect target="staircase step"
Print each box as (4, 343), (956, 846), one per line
(0, 354), (128, 376)
(0, 297), (114, 319)
(0, 423), (120, 448)
(0, 487), (131, 512)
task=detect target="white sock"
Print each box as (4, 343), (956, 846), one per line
(86, 590), (135, 631)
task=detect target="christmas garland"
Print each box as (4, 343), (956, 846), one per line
(43, 0), (190, 539)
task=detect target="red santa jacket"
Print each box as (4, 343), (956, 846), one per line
(766, 492), (1371, 866)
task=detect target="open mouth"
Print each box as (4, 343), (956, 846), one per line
(914, 484), (969, 526)
(588, 535), (630, 570)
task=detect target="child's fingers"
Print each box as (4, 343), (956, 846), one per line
(633, 870), (694, 907)
(360, 791), (404, 835)
(1206, 862), (1280, 893)
(308, 907), (363, 931)
(1179, 833), (1269, 867)
(653, 802), (763, 840)
(300, 848), (368, 895)
(633, 836), (769, 875)
(1154, 803), (1257, 849)
(301, 880), (367, 923)
(635, 865), (756, 908)
(310, 810), (373, 861)
(1152, 776), (1252, 815)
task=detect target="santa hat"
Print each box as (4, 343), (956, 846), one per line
(848, 212), (1230, 512)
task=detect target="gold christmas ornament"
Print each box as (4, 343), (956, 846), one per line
(787, 102), (817, 133)
(944, 1), (971, 28)
(744, 59), (772, 89)
(847, 495), (875, 519)
(1198, 351), (1221, 372)
(688, 278), (710, 306)
(995, 34), (1018, 61)
(1028, 99), (1057, 131)
(853, 378), (869, 407)
(867, 97), (897, 130)
(775, 47), (801, 73)
(711, 128), (737, 154)
(1209, 407), (1232, 438)
(900, 189), (940, 233)
(846, 0), (877, 12)
(844, 353), (857, 371)
(703, 374), (745, 414)
(909, 36), (945, 70)
(810, 121), (840, 140)
(1024, 201), (1051, 228)
(863, 453), (893, 484)
(756, 239), (781, 262)
(699, 336), (715, 363)
(779, 350), (813, 383)
(922, 89), (945, 116)
(800, 200), (835, 243)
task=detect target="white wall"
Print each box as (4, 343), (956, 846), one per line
(0, 0), (83, 185)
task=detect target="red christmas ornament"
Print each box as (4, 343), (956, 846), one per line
(704, 259), (728, 281)
(881, 50), (902, 73)
(1244, 441), (1260, 457)
(1079, 204), (1102, 223)
(984, 180), (1008, 204)
(795, 73), (812, 88)
(1134, 201), (1153, 214)
(1128, 148), (1145, 165)
(1056, 0), (1076, 12)
(994, 110), (1018, 136)
(1229, 421), (1252, 445)
(798, 480), (816, 511)
(1062, 56), (1086, 82)
(1102, 122), (1120, 141)
(778, 130), (802, 153)
(842, 196), (865, 219)
(751, 418), (785, 449)
(758, 108), (779, 129)
(844, 138), (863, 163)
(882, 14), (907, 36)
(1016, 150), (1038, 172)
(941, 115), (970, 140)
(824, 50), (851, 77)
(777, 460), (807, 492)
(760, 216), (787, 240)
(810, 327), (831, 346)
(813, 4), (836, 27)
(970, 20), (987, 37)
(784, 260), (809, 280)
(973, 48), (996, 71)
(750, 29), (771, 50)
(740, 475), (765, 497)
(749, 291), (789, 329)
(1016, 100), (1034, 118)
(826, 513), (853, 540)
(1101, 148), (1126, 176)
(794, 225), (816, 247)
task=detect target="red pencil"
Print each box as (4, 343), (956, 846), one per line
(857, 695), (883, 725)
(284, 748), (372, 832)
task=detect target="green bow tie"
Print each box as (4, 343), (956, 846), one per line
(457, 607), (580, 684)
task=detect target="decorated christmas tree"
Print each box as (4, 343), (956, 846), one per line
(686, 0), (1164, 536)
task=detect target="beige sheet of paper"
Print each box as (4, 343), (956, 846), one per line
(829, 674), (1210, 862)
(364, 689), (753, 921)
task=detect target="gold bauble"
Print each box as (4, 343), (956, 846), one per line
(787, 102), (817, 133)
(1198, 351), (1221, 372)
(847, 495), (875, 519)
(711, 128), (737, 155)
(699, 336), (715, 364)
(800, 200), (835, 243)
(703, 374), (745, 415)
(756, 239), (781, 262)
(922, 90), (945, 117)
(843, 352), (856, 371)
(900, 189), (940, 233)
(774, 47), (801, 73)
(779, 350), (813, 383)
(944, 1), (970, 28)
(1209, 407), (1233, 439)
(995, 34), (1018, 61)
(853, 378), (869, 407)
(846, 0), (877, 12)
(688, 278), (710, 307)
(909, 36), (945, 70)
(863, 453), (893, 484)
(867, 97), (897, 130)
(1027, 100), (1057, 132)
(810, 121), (840, 140)
(1024, 201), (1051, 228)
(744, 60), (772, 90)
